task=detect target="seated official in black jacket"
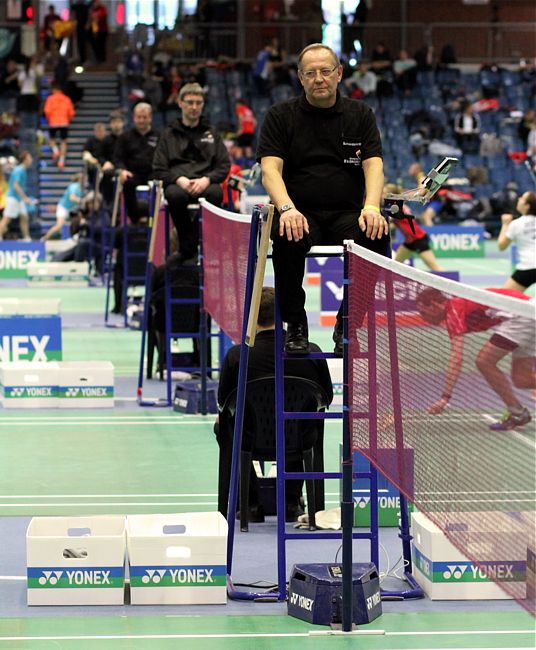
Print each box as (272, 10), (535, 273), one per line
(215, 287), (333, 523)
(152, 83), (230, 261)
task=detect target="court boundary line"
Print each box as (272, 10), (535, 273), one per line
(0, 630), (531, 643)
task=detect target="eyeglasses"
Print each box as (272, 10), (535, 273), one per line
(301, 66), (338, 80)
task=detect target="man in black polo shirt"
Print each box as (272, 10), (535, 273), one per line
(114, 102), (159, 223)
(257, 43), (389, 355)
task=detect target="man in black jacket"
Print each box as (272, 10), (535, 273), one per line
(114, 102), (159, 224)
(153, 83), (230, 261)
(216, 287), (333, 522)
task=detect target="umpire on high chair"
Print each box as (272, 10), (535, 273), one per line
(153, 83), (230, 261)
(257, 43), (390, 356)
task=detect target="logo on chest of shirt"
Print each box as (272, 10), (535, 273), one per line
(200, 130), (215, 144)
(148, 135), (159, 147)
(342, 140), (362, 166)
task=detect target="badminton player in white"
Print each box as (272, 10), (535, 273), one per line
(497, 190), (536, 292)
(416, 287), (535, 430)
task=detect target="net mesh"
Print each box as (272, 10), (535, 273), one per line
(347, 243), (535, 614)
(201, 202), (252, 344)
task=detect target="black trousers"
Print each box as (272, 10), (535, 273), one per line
(271, 208), (390, 323)
(122, 174), (150, 224)
(165, 183), (223, 260)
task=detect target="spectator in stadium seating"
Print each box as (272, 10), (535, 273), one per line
(87, 0), (108, 64)
(43, 5), (62, 52)
(344, 61), (377, 98)
(41, 172), (83, 241)
(414, 44), (435, 71)
(517, 109), (535, 148)
(0, 59), (20, 105)
(454, 102), (481, 155)
(252, 41), (273, 96)
(71, 0), (89, 65)
(43, 81), (75, 169)
(152, 83), (230, 262)
(527, 122), (536, 159)
(498, 191), (536, 292)
(82, 122), (107, 185)
(370, 41), (394, 97)
(258, 43), (388, 356)
(113, 102), (159, 224)
(17, 55), (43, 113)
(370, 41), (392, 73)
(234, 98), (257, 162)
(0, 150), (33, 241)
(393, 49), (417, 94)
(416, 287), (535, 431)
(215, 287), (333, 522)
(384, 183), (443, 271)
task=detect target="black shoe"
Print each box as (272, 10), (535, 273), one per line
(285, 503), (305, 522)
(235, 504), (265, 523)
(333, 319), (343, 357)
(285, 320), (309, 354)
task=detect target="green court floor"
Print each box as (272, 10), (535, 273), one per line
(0, 612), (534, 649)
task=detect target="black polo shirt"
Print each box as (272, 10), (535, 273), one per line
(257, 92), (382, 211)
(113, 127), (160, 178)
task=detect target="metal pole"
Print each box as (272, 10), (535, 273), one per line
(341, 247), (354, 632)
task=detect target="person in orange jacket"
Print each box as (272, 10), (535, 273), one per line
(43, 82), (75, 169)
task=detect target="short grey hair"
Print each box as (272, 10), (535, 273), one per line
(179, 83), (205, 101)
(133, 102), (152, 115)
(297, 43), (340, 70)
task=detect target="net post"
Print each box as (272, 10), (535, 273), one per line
(274, 286), (287, 602)
(341, 244), (354, 632)
(163, 203), (173, 407)
(198, 206), (208, 415)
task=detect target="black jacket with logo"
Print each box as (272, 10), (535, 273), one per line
(152, 117), (230, 187)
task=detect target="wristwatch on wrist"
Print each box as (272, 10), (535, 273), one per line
(279, 203), (294, 213)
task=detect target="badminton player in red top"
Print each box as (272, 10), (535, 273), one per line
(384, 183), (443, 271)
(416, 287), (535, 430)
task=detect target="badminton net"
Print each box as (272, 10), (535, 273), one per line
(201, 201), (252, 344)
(347, 242), (535, 614)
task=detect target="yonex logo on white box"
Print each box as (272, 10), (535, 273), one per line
(8, 386), (54, 398)
(62, 387), (111, 398)
(142, 569), (166, 584)
(443, 565), (468, 580)
(39, 571), (63, 585)
(141, 568), (215, 584)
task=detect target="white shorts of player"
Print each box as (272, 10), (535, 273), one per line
(56, 204), (69, 220)
(4, 196), (28, 219)
(493, 305), (535, 358)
